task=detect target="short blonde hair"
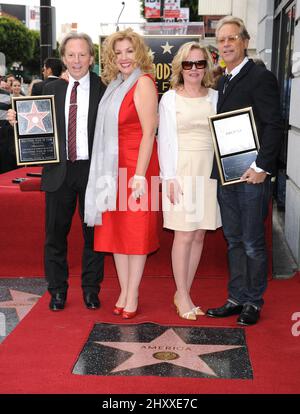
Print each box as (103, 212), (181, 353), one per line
(101, 28), (154, 84)
(215, 16), (250, 41)
(170, 41), (214, 89)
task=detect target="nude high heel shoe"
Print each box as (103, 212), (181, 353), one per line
(173, 296), (197, 321)
(192, 306), (205, 316)
(179, 309), (197, 320)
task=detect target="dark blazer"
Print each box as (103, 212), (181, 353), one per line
(31, 77), (59, 96)
(211, 59), (283, 179)
(41, 71), (106, 192)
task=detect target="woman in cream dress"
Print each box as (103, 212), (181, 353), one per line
(158, 42), (221, 320)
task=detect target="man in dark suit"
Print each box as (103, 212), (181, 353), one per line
(31, 58), (64, 96)
(42, 33), (106, 311)
(206, 16), (283, 325)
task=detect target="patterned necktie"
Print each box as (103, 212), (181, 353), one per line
(223, 73), (232, 94)
(68, 81), (80, 162)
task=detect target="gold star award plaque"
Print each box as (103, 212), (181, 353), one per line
(12, 95), (59, 165)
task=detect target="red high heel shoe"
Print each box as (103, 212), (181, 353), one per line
(113, 306), (124, 315)
(122, 309), (138, 319)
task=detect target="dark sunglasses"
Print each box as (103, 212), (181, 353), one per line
(182, 60), (207, 70)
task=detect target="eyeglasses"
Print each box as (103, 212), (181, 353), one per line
(216, 34), (241, 44)
(181, 60), (207, 70)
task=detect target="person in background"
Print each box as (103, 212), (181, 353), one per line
(0, 79), (11, 122)
(4, 74), (15, 93)
(0, 82), (12, 173)
(11, 79), (23, 97)
(31, 57), (64, 96)
(158, 42), (221, 321)
(206, 16), (283, 326)
(27, 79), (43, 96)
(85, 28), (159, 319)
(212, 64), (225, 89)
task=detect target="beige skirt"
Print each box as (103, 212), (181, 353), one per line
(162, 149), (222, 231)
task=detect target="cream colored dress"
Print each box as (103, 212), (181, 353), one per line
(163, 93), (221, 231)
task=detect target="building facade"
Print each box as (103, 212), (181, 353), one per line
(198, 0), (259, 51)
(258, 1), (300, 267)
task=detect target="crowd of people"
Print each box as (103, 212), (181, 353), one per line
(4, 15), (283, 326)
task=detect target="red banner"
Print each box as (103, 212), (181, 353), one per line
(163, 0), (180, 19)
(145, 0), (161, 19)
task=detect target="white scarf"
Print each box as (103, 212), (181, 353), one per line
(84, 67), (142, 226)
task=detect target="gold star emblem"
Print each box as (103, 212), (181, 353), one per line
(161, 41), (174, 55)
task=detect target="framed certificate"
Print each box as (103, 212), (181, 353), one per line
(208, 107), (260, 185)
(12, 95), (59, 166)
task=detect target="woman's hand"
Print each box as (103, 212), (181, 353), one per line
(166, 178), (183, 204)
(131, 175), (146, 200)
(6, 109), (17, 126)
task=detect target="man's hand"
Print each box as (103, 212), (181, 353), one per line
(6, 109), (17, 126)
(166, 178), (183, 204)
(241, 168), (267, 184)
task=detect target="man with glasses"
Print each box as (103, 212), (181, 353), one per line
(206, 16), (283, 325)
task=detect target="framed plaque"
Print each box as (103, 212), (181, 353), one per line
(12, 95), (59, 166)
(208, 107), (260, 185)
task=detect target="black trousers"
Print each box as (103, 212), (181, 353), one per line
(44, 160), (104, 295)
(0, 122), (17, 173)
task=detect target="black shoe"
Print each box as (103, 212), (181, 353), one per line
(83, 292), (100, 310)
(49, 292), (66, 311)
(206, 302), (244, 318)
(237, 304), (260, 326)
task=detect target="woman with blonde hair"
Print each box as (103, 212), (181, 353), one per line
(85, 28), (159, 319)
(158, 41), (221, 320)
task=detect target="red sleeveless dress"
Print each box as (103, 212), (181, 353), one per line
(94, 75), (159, 254)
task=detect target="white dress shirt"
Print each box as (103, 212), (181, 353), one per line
(225, 57), (248, 80)
(65, 72), (90, 160)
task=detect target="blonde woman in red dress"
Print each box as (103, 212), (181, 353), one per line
(85, 29), (159, 319)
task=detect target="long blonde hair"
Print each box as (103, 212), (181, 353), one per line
(101, 28), (154, 84)
(170, 41), (214, 89)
